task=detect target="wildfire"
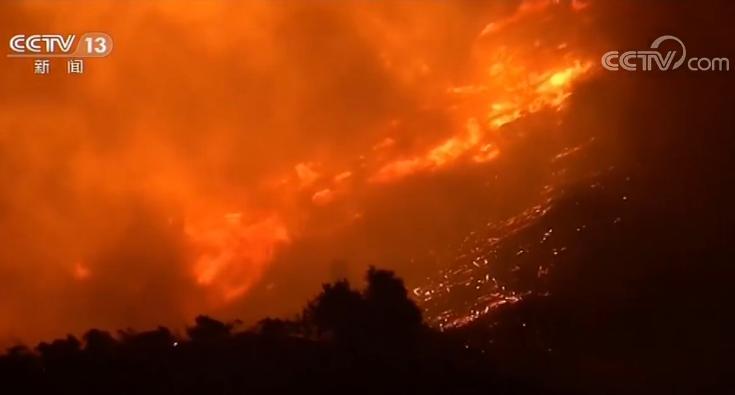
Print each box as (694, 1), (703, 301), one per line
(186, 214), (289, 303)
(0, 0), (601, 343)
(184, 0), (595, 305)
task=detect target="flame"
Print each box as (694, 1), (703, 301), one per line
(186, 0), (595, 302)
(186, 214), (289, 303)
(0, 0), (600, 341)
(370, 118), (484, 183)
(367, 60), (591, 183)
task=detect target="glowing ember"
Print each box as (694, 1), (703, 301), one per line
(168, 0), (595, 310)
(0, 0), (600, 342)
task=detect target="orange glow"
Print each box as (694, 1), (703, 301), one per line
(0, 0), (599, 343)
(73, 262), (91, 280)
(186, 215), (289, 303)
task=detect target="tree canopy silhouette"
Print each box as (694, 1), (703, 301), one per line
(0, 267), (532, 395)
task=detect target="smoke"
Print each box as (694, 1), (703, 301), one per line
(0, 0), (619, 344)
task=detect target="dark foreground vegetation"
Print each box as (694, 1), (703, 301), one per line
(0, 267), (549, 395)
(1, 244), (730, 395)
(1, 3), (734, 394)
(2, 71), (735, 394)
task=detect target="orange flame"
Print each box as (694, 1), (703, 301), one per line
(187, 0), (595, 303)
(186, 214), (289, 303)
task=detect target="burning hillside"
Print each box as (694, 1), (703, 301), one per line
(0, 0), (732, 365)
(0, 0), (605, 343)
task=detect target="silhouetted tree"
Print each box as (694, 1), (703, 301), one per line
(302, 279), (365, 341)
(0, 268), (576, 394)
(83, 329), (118, 354)
(364, 266), (422, 343)
(186, 315), (232, 343)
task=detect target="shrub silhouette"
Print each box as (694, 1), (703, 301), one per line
(187, 315), (233, 343)
(0, 267), (522, 395)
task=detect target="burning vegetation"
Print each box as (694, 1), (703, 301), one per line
(0, 0), (733, 393)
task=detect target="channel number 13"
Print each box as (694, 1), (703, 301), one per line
(84, 36), (108, 55)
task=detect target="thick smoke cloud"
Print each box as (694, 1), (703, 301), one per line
(7, 0), (729, 345)
(0, 0), (537, 344)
